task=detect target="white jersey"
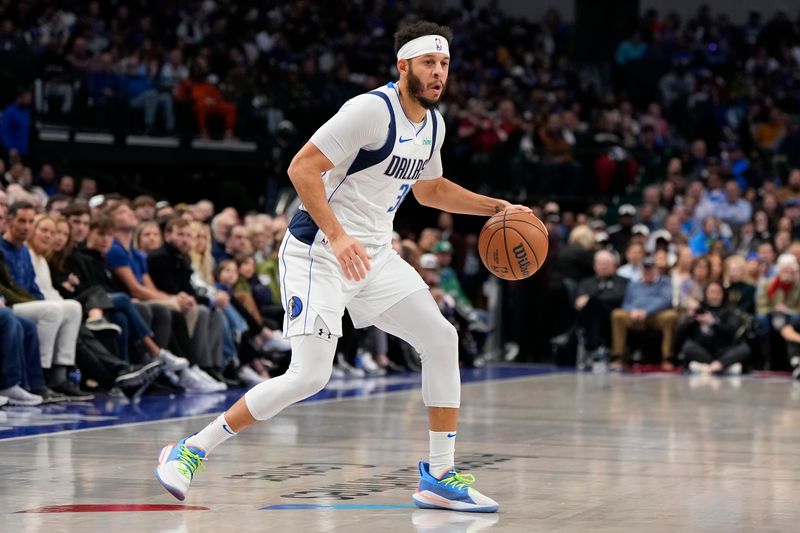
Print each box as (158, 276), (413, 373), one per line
(288, 82), (445, 247)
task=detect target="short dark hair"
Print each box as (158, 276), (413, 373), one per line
(234, 253), (254, 266)
(394, 21), (453, 55)
(213, 259), (237, 281)
(132, 195), (156, 208)
(105, 200), (132, 216)
(8, 201), (35, 217)
(62, 201), (91, 218)
(46, 194), (72, 211)
(164, 217), (190, 234)
(89, 215), (115, 233)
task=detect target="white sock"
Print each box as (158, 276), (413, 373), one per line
(185, 414), (237, 453)
(429, 430), (456, 479)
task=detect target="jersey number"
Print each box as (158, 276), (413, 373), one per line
(387, 184), (411, 213)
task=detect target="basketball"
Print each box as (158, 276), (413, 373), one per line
(478, 210), (549, 281)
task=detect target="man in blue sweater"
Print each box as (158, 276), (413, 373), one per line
(1, 201), (87, 397)
(611, 255), (678, 370)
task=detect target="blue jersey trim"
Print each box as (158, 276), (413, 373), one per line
(343, 90), (396, 177)
(291, 89), (398, 244)
(428, 110), (438, 161)
(287, 210), (319, 246)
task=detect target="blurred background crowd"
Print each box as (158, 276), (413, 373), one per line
(1, 0), (800, 404)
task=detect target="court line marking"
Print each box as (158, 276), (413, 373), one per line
(0, 370), (560, 443)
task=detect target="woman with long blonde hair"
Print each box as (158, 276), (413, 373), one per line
(190, 221), (215, 286)
(29, 214), (118, 333)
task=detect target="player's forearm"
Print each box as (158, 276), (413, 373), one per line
(288, 162), (346, 240)
(414, 177), (509, 216)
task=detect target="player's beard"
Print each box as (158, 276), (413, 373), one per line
(407, 66), (445, 110)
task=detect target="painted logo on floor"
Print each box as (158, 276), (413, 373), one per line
(230, 454), (512, 501)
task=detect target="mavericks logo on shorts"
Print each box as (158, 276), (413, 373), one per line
(288, 296), (303, 320)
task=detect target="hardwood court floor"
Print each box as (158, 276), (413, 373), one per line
(2, 369), (799, 532)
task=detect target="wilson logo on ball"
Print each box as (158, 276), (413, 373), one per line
(478, 210), (548, 281)
(513, 244), (531, 277)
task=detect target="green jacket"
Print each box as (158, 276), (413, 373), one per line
(0, 250), (36, 305)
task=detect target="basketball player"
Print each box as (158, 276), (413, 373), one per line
(155, 21), (529, 513)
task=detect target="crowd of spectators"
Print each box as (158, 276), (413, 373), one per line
(0, 158), (497, 405)
(1, 2), (795, 198)
(1, 1), (800, 409)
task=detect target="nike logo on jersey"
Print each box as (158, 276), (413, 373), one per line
(384, 155), (428, 180)
(398, 137), (413, 143)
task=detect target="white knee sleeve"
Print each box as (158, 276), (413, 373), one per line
(244, 316), (338, 421)
(370, 289), (461, 408)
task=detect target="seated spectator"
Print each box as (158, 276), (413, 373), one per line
(71, 215), (187, 375)
(210, 211), (237, 263)
(214, 259), (287, 384)
(678, 256), (711, 315)
(755, 253), (800, 363)
(557, 225), (595, 283)
(779, 316), (800, 380)
(47, 194), (72, 215)
(678, 281), (750, 375)
(724, 255), (756, 314)
(617, 241), (645, 281)
(611, 256), (678, 369)
(86, 53), (119, 127)
(777, 168), (800, 205)
(689, 216), (730, 256)
(608, 205), (636, 254)
(575, 250), (629, 358)
(120, 55), (174, 134)
(234, 254), (282, 327)
(63, 201), (91, 246)
(417, 228), (440, 254)
(0, 201), (89, 398)
(189, 221), (215, 287)
(0, 88), (31, 156)
(0, 304), (45, 405)
(134, 220), (163, 256)
(756, 241), (777, 279)
(248, 219), (275, 266)
(105, 202), (186, 362)
(670, 245), (693, 305)
(29, 214), (119, 333)
(433, 240), (472, 307)
(132, 195), (157, 222)
(177, 57), (236, 139)
(146, 217), (228, 388)
(159, 49), (188, 93)
(713, 181), (752, 231)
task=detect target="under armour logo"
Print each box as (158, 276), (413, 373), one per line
(318, 328), (331, 339)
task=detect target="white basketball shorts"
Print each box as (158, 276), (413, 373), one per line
(278, 230), (429, 338)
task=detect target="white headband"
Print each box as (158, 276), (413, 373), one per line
(397, 34), (450, 60)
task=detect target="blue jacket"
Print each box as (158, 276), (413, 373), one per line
(0, 103), (30, 155)
(622, 276), (672, 315)
(0, 239), (44, 300)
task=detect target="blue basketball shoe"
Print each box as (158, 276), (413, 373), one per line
(154, 437), (206, 501)
(412, 461), (499, 513)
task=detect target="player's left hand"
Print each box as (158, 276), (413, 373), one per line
(504, 204), (533, 215)
(494, 200), (532, 215)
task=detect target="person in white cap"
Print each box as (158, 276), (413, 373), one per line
(155, 20), (529, 512)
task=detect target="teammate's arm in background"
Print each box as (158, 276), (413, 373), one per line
(287, 143), (372, 281)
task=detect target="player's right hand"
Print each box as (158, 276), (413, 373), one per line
(330, 233), (372, 282)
